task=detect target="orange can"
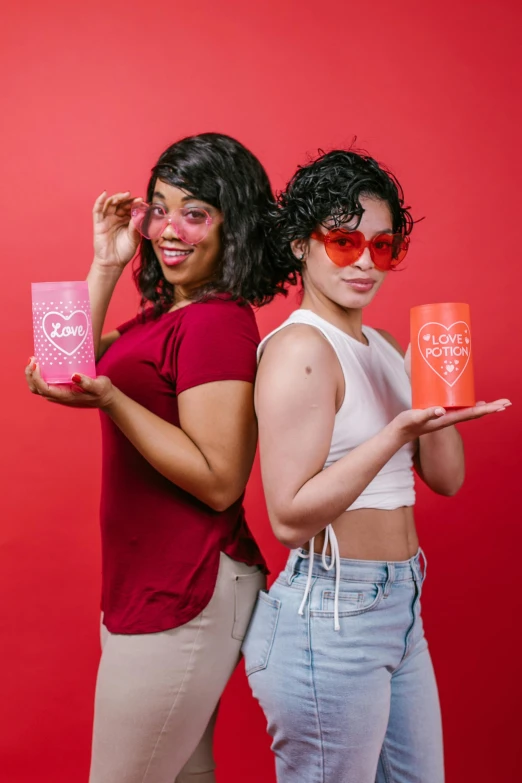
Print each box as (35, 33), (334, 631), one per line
(410, 303), (475, 409)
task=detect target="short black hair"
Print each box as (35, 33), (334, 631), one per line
(133, 132), (297, 312)
(275, 148), (415, 270)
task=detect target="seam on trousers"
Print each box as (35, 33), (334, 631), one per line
(307, 583), (325, 783)
(400, 581), (421, 665)
(379, 740), (393, 783)
(140, 612), (205, 783)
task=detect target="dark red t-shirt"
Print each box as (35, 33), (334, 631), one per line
(96, 297), (266, 634)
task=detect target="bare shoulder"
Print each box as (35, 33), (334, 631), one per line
(256, 323), (340, 421)
(260, 323), (338, 372)
(375, 328), (405, 358)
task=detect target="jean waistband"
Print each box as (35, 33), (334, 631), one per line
(285, 546), (426, 585)
(287, 525), (426, 633)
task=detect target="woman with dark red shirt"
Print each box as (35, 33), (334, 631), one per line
(25, 133), (294, 783)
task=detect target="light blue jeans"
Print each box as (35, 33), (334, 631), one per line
(242, 548), (444, 783)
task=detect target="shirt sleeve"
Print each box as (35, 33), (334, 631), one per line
(116, 307), (155, 335)
(116, 316), (138, 335)
(173, 299), (260, 395)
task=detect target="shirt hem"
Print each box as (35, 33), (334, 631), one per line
(176, 372), (255, 395)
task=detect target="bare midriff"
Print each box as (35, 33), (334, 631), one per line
(312, 506), (418, 561)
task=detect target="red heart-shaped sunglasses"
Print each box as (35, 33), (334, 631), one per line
(310, 229), (409, 271)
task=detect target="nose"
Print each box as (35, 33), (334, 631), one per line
(352, 246), (374, 271)
(160, 218), (182, 241)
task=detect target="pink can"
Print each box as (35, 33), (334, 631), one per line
(31, 281), (97, 384)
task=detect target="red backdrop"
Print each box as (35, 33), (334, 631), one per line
(1, 1), (521, 780)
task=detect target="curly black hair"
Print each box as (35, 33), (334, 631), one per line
(275, 148), (415, 271)
(133, 133), (297, 313)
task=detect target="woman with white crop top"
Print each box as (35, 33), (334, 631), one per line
(241, 150), (511, 783)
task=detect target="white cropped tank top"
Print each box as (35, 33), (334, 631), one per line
(258, 309), (416, 512)
(258, 310), (416, 631)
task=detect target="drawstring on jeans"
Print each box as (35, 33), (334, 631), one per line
(297, 525), (341, 631)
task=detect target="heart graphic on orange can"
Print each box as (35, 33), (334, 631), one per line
(411, 304), (475, 409)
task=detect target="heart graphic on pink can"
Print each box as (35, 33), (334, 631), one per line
(42, 310), (89, 356)
(417, 321), (472, 388)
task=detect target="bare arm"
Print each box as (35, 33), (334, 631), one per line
(88, 191), (142, 359)
(103, 380), (257, 511)
(256, 327), (509, 549)
(412, 431), (465, 496)
(87, 259), (123, 359)
(379, 331), (465, 496)
(98, 329), (121, 359)
(87, 263), (123, 359)
(256, 328), (407, 548)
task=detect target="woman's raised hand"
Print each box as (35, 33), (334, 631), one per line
(92, 191), (142, 270)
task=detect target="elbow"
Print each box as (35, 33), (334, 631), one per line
(439, 483), (463, 498)
(203, 493), (234, 513)
(270, 516), (308, 550)
(436, 473), (465, 498)
(266, 499), (313, 549)
(436, 486), (458, 498)
(204, 484), (245, 513)
(184, 467), (248, 512)
(208, 497), (235, 513)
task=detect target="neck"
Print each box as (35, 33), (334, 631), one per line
(300, 288), (366, 343)
(169, 288), (194, 312)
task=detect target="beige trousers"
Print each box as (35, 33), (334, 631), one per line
(89, 553), (265, 783)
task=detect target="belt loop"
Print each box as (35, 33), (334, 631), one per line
(411, 548), (426, 584)
(383, 562), (395, 598)
(286, 550), (299, 585)
(298, 539), (315, 617)
(418, 548), (428, 581)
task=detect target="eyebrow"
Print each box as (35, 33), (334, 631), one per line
(334, 226), (394, 235)
(152, 190), (210, 206)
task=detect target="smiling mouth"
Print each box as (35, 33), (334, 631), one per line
(160, 247), (194, 265)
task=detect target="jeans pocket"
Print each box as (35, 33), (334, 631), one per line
(232, 571), (265, 641)
(242, 591), (281, 676)
(313, 583), (383, 618)
(321, 590), (361, 612)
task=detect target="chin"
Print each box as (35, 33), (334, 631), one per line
(333, 291), (377, 309)
(158, 261), (190, 282)
(162, 265), (214, 294)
